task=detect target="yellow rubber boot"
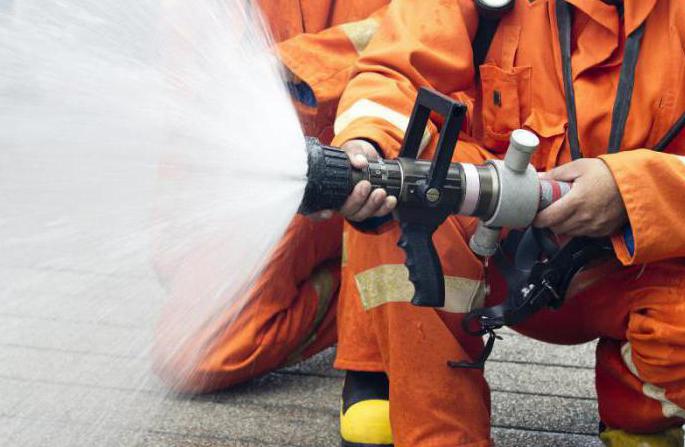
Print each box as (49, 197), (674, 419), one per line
(600, 426), (684, 447)
(340, 371), (393, 447)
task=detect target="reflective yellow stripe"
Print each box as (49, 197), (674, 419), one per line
(354, 264), (486, 313)
(342, 230), (349, 267)
(334, 99), (432, 154)
(621, 343), (685, 419)
(340, 17), (380, 53)
(311, 267), (336, 325)
(599, 426), (684, 446)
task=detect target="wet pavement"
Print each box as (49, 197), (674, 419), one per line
(1, 264), (606, 446)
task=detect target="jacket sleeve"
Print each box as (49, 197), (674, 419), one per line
(275, 7), (388, 133)
(330, 0), (480, 158)
(600, 141), (685, 265)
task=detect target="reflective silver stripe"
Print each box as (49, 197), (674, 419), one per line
(459, 163), (480, 216)
(340, 17), (380, 53)
(334, 99), (432, 155)
(621, 342), (685, 419)
(354, 264), (486, 313)
(674, 154), (685, 166)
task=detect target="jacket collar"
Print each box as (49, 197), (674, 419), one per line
(563, 0), (657, 36)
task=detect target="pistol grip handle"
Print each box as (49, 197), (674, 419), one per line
(397, 221), (445, 307)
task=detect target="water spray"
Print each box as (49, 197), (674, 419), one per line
(299, 88), (570, 308)
(0, 1), (310, 443)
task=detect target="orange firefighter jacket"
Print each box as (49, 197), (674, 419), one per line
(332, 0), (685, 266)
(256, 0), (390, 142)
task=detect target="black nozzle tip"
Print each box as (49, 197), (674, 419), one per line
(298, 138), (354, 215)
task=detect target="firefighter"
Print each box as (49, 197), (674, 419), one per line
(330, 0), (685, 446)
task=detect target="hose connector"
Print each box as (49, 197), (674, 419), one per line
(469, 129), (540, 257)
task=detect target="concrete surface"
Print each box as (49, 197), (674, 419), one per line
(1, 265), (608, 446)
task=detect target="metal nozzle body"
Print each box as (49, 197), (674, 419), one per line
(300, 139), (487, 218)
(299, 135), (569, 247)
(469, 129), (541, 257)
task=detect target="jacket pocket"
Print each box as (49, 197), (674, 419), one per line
(479, 63), (532, 152)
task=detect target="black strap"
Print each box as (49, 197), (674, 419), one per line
(556, 0), (646, 158)
(556, 1), (582, 159)
(472, 0), (515, 69)
(459, 231), (613, 334)
(473, 17), (500, 69)
(608, 24), (645, 152)
(448, 329), (501, 369)
(655, 111), (685, 152)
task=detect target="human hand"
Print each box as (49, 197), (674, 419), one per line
(533, 158), (627, 237)
(309, 139), (397, 222)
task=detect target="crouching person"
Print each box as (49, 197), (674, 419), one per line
(328, 0), (685, 446)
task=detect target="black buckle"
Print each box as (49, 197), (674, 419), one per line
(447, 329), (502, 369)
(540, 275), (564, 308)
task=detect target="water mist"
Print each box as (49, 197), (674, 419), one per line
(0, 0), (308, 445)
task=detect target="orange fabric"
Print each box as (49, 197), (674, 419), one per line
(153, 215), (342, 393)
(339, 225), (685, 445)
(259, 0), (390, 142)
(517, 260), (685, 433)
(257, 0), (389, 42)
(332, 0), (685, 445)
(601, 150), (685, 265)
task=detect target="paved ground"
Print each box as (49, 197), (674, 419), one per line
(1, 263), (606, 447)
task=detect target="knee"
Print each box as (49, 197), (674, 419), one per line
(150, 300), (269, 394)
(151, 324), (289, 394)
(152, 352), (264, 394)
(627, 304), (685, 385)
(596, 339), (685, 433)
(151, 331), (260, 394)
(151, 348), (225, 395)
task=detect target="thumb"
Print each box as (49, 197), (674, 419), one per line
(356, 140), (381, 161)
(546, 160), (584, 182)
(341, 139), (379, 169)
(538, 171), (552, 181)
